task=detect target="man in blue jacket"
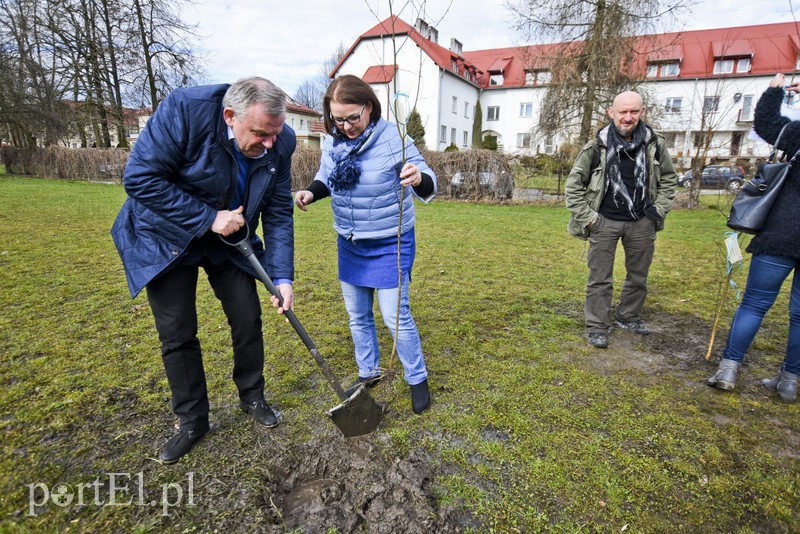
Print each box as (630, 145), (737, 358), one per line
(112, 77), (296, 464)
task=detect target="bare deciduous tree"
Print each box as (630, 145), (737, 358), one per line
(0, 0), (203, 148)
(506, 0), (688, 144)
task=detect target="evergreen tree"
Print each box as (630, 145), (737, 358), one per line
(407, 108), (426, 148)
(472, 100), (483, 147)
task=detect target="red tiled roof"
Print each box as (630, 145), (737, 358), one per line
(286, 100), (321, 117)
(487, 58), (511, 73)
(648, 44), (683, 62)
(331, 16), (481, 85)
(336, 18), (800, 91)
(638, 23), (799, 78)
(363, 64), (398, 84)
(712, 39), (753, 57)
(465, 22), (800, 88)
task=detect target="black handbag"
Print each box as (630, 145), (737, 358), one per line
(728, 125), (796, 234)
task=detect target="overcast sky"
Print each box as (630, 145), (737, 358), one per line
(183, 0), (800, 96)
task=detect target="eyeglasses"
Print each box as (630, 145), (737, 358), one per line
(330, 104), (366, 126)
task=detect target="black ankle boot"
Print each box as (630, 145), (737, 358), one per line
(410, 379), (430, 415)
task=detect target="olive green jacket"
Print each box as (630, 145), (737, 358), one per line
(565, 124), (677, 239)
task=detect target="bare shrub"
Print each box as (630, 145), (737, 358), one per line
(292, 145), (322, 191)
(1, 144), (518, 202)
(0, 147), (129, 183)
(423, 148), (514, 201)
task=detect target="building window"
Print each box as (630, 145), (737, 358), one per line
(544, 136), (554, 154)
(517, 132), (532, 148)
(300, 119), (304, 129)
(487, 106), (500, 121)
(450, 128), (456, 145)
(731, 131), (743, 156)
(463, 131), (469, 146)
(519, 102), (533, 118)
(660, 62), (680, 76)
(452, 96), (457, 113)
(646, 64), (658, 78)
(740, 94), (754, 121)
(665, 97), (682, 113)
(464, 102), (469, 118)
(693, 131), (710, 148)
(525, 70), (551, 85)
(537, 70), (551, 84)
(440, 125), (446, 143)
(713, 59), (734, 74)
(489, 73), (503, 86)
(703, 96), (720, 113)
(451, 59), (458, 73)
(737, 58), (751, 73)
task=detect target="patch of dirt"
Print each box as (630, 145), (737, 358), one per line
(257, 438), (468, 533)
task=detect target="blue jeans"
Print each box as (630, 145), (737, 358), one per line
(340, 273), (428, 386)
(723, 254), (800, 374)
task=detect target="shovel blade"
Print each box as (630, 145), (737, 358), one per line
(327, 385), (385, 438)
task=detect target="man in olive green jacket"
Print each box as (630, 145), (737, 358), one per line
(565, 91), (677, 348)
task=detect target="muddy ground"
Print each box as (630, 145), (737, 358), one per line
(18, 306), (797, 533)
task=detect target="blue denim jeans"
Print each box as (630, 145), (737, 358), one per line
(340, 273), (428, 386)
(723, 254), (800, 374)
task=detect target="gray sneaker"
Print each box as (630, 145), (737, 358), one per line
(588, 333), (608, 348)
(615, 319), (650, 335)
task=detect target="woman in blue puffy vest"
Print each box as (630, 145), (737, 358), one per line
(295, 75), (436, 414)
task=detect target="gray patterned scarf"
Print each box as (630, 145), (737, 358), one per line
(605, 122), (648, 218)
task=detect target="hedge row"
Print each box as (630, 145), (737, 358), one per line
(1, 145), (517, 200)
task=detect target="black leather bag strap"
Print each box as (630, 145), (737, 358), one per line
(770, 123), (790, 163)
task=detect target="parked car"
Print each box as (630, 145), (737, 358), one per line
(699, 165), (745, 193)
(450, 170), (514, 199)
(677, 170), (693, 187)
(676, 165), (744, 192)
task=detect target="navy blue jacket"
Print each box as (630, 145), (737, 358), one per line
(111, 84), (296, 297)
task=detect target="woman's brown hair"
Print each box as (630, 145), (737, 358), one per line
(322, 74), (382, 135)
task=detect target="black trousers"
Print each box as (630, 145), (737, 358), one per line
(146, 258), (264, 430)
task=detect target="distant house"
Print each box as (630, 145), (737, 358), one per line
(122, 91), (323, 150)
(332, 16), (800, 167)
(286, 98), (323, 149)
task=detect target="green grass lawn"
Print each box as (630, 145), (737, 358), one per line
(0, 176), (798, 532)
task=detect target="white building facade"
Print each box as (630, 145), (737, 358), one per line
(332, 17), (800, 170)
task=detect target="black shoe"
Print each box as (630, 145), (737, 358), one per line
(588, 333), (608, 348)
(343, 374), (383, 398)
(615, 319), (650, 335)
(159, 425), (209, 465)
(240, 399), (279, 428)
(410, 379), (430, 415)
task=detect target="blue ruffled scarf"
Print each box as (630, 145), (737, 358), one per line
(328, 121), (376, 192)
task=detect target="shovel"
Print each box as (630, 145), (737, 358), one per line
(220, 225), (384, 438)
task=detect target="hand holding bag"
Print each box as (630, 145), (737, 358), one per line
(728, 124), (797, 234)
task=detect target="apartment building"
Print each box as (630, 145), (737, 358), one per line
(331, 16), (800, 168)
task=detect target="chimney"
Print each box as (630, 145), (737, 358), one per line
(414, 17), (438, 43)
(450, 38), (463, 56)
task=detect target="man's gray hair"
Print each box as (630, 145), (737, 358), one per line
(223, 77), (287, 118)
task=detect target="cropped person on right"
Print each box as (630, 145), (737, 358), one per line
(707, 73), (800, 402)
